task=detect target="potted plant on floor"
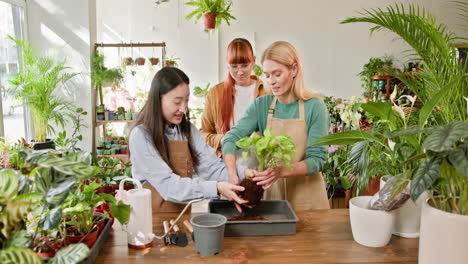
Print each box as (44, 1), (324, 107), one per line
(6, 36), (79, 150)
(185, 0), (236, 31)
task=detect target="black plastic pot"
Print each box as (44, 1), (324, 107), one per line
(33, 139), (56, 150)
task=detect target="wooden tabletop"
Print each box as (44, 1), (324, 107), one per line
(95, 209), (418, 264)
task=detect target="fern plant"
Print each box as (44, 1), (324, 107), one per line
(185, 0), (236, 31)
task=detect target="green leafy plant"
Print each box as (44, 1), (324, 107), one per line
(253, 64), (263, 77)
(6, 36), (79, 143)
(185, 0), (236, 31)
(236, 129), (296, 173)
(193, 83), (211, 98)
(165, 55), (180, 67)
(358, 56), (393, 98)
(91, 51), (123, 107)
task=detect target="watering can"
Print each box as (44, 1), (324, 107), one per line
(117, 178), (202, 249)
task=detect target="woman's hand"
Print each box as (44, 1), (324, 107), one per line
(217, 182), (249, 213)
(228, 174), (240, 185)
(252, 167), (281, 190)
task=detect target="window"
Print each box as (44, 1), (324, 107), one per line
(0, 0), (27, 141)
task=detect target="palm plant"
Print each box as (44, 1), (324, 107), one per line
(185, 0), (236, 31)
(7, 36), (79, 143)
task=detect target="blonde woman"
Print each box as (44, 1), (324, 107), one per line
(222, 41), (330, 211)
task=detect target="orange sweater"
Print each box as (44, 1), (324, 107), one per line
(200, 76), (266, 157)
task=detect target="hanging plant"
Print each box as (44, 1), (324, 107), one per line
(185, 0), (236, 32)
(149, 57), (159, 66)
(135, 57), (146, 66)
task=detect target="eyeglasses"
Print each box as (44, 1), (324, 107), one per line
(228, 63), (251, 71)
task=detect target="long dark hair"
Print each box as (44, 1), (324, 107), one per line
(221, 38), (255, 133)
(131, 67), (199, 169)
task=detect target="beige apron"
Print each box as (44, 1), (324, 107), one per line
(263, 98), (330, 211)
(142, 140), (193, 212)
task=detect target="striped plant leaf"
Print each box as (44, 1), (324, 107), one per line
(448, 147), (468, 177)
(422, 121), (468, 152)
(410, 157), (441, 201)
(0, 247), (42, 264)
(49, 243), (90, 264)
(0, 169), (19, 203)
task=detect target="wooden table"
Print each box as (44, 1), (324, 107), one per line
(95, 209), (418, 263)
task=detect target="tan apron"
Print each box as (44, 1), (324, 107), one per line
(142, 140), (193, 212)
(263, 98), (330, 211)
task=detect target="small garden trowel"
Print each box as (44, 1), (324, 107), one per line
(169, 219), (188, 247)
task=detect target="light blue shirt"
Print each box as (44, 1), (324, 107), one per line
(129, 123), (246, 203)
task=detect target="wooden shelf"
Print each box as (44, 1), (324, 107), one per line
(371, 74), (394, 80)
(96, 120), (136, 124)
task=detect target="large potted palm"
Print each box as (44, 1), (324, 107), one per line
(185, 0), (236, 31)
(332, 2), (467, 262)
(7, 36), (79, 149)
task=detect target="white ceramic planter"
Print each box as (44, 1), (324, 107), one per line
(380, 176), (429, 238)
(419, 200), (468, 264)
(349, 196), (395, 247)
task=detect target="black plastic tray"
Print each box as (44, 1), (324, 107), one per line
(208, 200), (298, 236)
(78, 217), (112, 264)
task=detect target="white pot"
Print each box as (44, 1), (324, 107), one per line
(349, 196), (395, 247)
(380, 175), (429, 238)
(419, 200), (468, 264)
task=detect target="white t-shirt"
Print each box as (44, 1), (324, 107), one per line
(233, 80), (259, 169)
(233, 81), (256, 125)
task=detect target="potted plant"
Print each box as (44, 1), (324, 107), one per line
(6, 36), (79, 149)
(358, 57), (393, 99)
(135, 57), (146, 66)
(185, 0), (236, 31)
(116, 106), (126, 120)
(91, 51), (123, 118)
(123, 57), (133, 66)
(149, 57), (159, 66)
(235, 129), (296, 205)
(165, 55), (180, 67)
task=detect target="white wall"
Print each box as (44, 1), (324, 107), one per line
(26, 0), (94, 151)
(97, 0), (465, 99)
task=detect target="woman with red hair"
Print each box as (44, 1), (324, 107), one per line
(201, 38), (266, 174)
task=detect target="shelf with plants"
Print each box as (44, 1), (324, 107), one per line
(92, 42), (167, 159)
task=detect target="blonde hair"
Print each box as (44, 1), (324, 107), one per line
(261, 41), (321, 100)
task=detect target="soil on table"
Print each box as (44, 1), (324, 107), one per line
(228, 214), (266, 221)
(239, 178), (264, 205)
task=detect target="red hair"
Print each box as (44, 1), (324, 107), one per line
(221, 38), (255, 133)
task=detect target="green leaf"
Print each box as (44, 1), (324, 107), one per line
(390, 170), (411, 200)
(40, 207), (62, 230)
(110, 200), (131, 225)
(0, 247), (42, 264)
(49, 243), (90, 264)
(236, 137), (251, 149)
(314, 130), (382, 145)
(242, 150), (249, 161)
(0, 169), (19, 203)
(45, 177), (76, 207)
(255, 137), (270, 152)
(448, 147), (468, 177)
(418, 87), (449, 127)
(361, 101), (399, 123)
(411, 157), (441, 201)
(263, 128), (273, 138)
(339, 175), (352, 190)
(422, 121), (468, 152)
(3, 230), (29, 248)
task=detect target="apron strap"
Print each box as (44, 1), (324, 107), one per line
(298, 100), (305, 120)
(267, 98), (278, 130)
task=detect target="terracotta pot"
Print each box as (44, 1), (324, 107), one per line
(202, 12), (217, 29)
(95, 204), (115, 227)
(344, 189), (352, 208)
(149, 58), (159, 65)
(135, 58), (145, 66)
(361, 176), (381, 196)
(67, 227), (99, 248)
(37, 251), (56, 258)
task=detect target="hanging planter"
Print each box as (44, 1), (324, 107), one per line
(135, 57), (146, 66)
(149, 57), (159, 66)
(123, 57), (133, 66)
(202, 12), (217, 29)
(185, 0), (236, 32)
